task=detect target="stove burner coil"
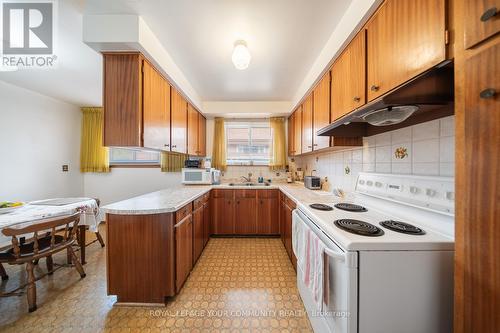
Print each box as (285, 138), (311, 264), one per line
(380, 220), (426, 235)
(309, 204), (334, 211)
(334, 203), (367, 212)
(334, 219), (384, 236)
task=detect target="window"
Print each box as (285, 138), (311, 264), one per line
(109, 148), (160, 166)
(225, 121), (272, 165)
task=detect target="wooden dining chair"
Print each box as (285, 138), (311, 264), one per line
(93, 198), (105, 247)
(0, 212), (86, 312)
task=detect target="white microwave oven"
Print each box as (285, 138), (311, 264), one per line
(182, 168), (220, 185)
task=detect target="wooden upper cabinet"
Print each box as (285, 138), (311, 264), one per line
(287, 114), (295, 156)
(312, 72), (331, 150)
(366, 0), (446, 101)
(187, 104), (199, 155)
(171, 88), (188, 153)
(143, 60), (171, 150)
(103, 53), (142, 147)
(294, 107), (302, 155)
(331, 31), (366, 121)
(301, 95), (313, 154)
(465, 1), (500, 48)
(198, 114), (207, 157)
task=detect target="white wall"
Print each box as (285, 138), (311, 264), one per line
(292, 116), (455, 192)
(83, 168), (182, 205)
(0, 81), (84, 201)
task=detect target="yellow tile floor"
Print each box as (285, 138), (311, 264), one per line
(0, 228), (312, 332)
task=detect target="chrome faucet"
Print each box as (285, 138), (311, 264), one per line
(241, 173), (253, 183)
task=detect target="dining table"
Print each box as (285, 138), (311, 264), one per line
(0, 198), (103, 264)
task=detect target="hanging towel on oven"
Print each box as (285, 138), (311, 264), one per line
(303, 224), (329, 311)
(292, 211), (305, 266)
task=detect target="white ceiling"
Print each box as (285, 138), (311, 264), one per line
(0, 0), (353, 106)
(85, 0), (352, 101)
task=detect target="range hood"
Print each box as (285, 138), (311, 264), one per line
(318, 61), (454, 137)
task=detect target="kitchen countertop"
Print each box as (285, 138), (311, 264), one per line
(101, 182), (339, 215)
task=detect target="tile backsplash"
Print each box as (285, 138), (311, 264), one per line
(291, 116), (455, 192)
(220, 166), (287, 182)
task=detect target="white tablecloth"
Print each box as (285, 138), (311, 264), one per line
(0, 198), (102, 247)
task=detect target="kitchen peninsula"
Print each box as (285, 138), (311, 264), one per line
(102, 183), (317, 304)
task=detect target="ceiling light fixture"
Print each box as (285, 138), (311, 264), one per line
(232, 40), (251, 70)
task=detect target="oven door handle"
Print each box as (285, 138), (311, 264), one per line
(324, 247), (346, 263)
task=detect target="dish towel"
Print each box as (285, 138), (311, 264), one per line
(292, 212), (304, 265)
(303, 225), (328, 311)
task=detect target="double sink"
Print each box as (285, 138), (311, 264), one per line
(227, 182), (271, 187)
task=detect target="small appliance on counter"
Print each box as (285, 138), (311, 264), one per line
(182, 168), (220, 185)
(184, 159), (201, 168)
(304, 176), (321, 190)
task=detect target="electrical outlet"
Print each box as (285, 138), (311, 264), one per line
(62, 165), (69, 172)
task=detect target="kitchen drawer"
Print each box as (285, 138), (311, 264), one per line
(193, 196), (204, 210)
(258, 189), (279, 199)
(176, 203), (192, 223)
(211, 189), (234, 198)
(235, 189), (257, 198)
(284, 195), (296, 209)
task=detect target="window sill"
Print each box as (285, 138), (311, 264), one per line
(226, 163), (270, 167)
(110, 164), (160, 168)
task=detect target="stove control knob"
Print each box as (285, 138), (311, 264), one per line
(410, 186), (419, 194)
(366, 181), (373, 186)
(359, 180), (365, 185)
(426, 188), (436, 197)
(375, 182), (383, 187)
(446, 191), (455, 200)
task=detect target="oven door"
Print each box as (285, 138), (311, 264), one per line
(293, 209), (358, 333)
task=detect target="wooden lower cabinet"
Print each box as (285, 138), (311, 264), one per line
(235, 190), (257, 234)
(280, 194), (297, 270)
(211, 189), (280, 236)
(203, 200), (210, 247)
(106, 213), (175, 303)
(211, 190), (235, 235)
(256, 190), (279, 235)
(192, 206), (204, 265)
(175, 211), (193, 293)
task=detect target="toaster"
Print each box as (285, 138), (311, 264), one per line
(304, 176), (321, 190)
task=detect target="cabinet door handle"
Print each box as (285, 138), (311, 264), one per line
(237, 201), (240, 204)
(370, 85), (380, 92)
(480, 88), (497, 99)
(164, 144), (170, 147)
(172, 145), (177, 148)
(313, 144), (318, 147)
(481, 7), (498, 22)
(353, 96), (361, 102)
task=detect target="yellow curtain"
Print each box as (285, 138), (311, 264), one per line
(269, 117), (287, 171)
(80, 107), (110, 173)
(160, 152), (187, 172)
(212, 117), (227, 171)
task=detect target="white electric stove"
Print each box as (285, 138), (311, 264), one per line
(293, 173), (454, 333)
